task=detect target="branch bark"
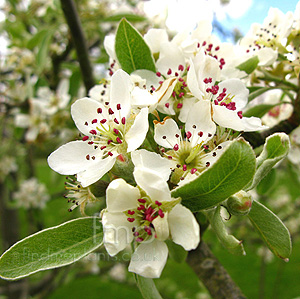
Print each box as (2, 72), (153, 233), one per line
(187, 240), (247, 299)
(60, 0), (95, 93)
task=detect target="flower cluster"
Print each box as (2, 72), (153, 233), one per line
(47, 3), (300, 279)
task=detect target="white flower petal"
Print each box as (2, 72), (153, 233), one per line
(131, 87), (158, 108)
(71, 98), (107, 135)
(152, 214), (169, 241)
(186, 59), (203, 100)
(47, 140), (101, 176)
(202, 141), (231, 167)
(102, 211), (134, 256)
(186, 100), (216, 147)
(154, 118), (181, 148)
(104, 34), (116, 60)
(77, 156), (116, 187)
(131, 149), (173, 181)
(128, 239), (168, 278)
(178, 97), (197, 123)
(168, 204), (200, 250)
(15, 114), (30, 128)
(144, 28), (169, 53)
(126, 108), (149, 152)
(106, 178), (140, 213)
(110, 69), (133, 118)
(133, 167), (172, 202)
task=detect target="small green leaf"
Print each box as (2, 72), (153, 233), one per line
(134, 274), (163, 299)
(104, 14), (147, 23)
(256, 168), (276, 195)
(115, 18), (156, 74)
(27, 29), (49, 50)
(165, 240), (188, 263)
(243, 104), (276, 118)
(207, 206), (245, 255)
(236, 56), (259, 74)
(0, 217), (103, 280)
(171, 138), (256, 211)
(246, 133), (290, 190)
(248, 200), (292, 260)
(248, 86), (277, 102)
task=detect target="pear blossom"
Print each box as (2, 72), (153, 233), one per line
(288, 126), (300, 165)
(102, 150), (199, 278)
(239, 7), (294, 66)
(48, 69), (152, 187)
(187, 50), (267, 131)
(154, 112), (230, 184)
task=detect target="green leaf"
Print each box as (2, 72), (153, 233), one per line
(115, 18), (156, 74)
(248, 200), (292, 260)
(27, 29), (49, 50)
(134, 274), (163, 299)
(207, 206), (245, 255)
(256, 168), (276, 195)
(246, 133), (290, 190)
(171, 138), (256, 211)
(243, 104), (276, 118)
(0, 217), (103, 280)
(236, 56), (259, 74)
(165, 240), (188, 263)
(104, 13), (147, 23)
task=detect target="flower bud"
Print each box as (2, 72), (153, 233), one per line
(110, 154), (135, 183)
(227, 190), (252, 216)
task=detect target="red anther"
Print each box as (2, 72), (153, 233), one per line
(127, 217), (135, 222)
(137, 205), (145, 211)
(237, 111), (243, 119)
(116, 137), (122, 144)
(89, 129), (97, 135)
(167, 68), (172, 75)
(179, 77), (184, 82)
(100, 146), (106, 150)
(92, 119), (97, 124)
(100, 119), (107, 124)
(88, 141), (94, 145)
(191, 168), (197, 174)
(186, 131), (192, 139)
(84, 122), (88, 126)
(183, 164), (187, 171)
(197, 42), (200, 48)
(220, 58), (225, 65)
(156, 72), (161, 77)
(158, 209), (164, 218)
(121, 117), (126, 125)
(97, 108), (102, 114)
(246, 49), (250, 53)
(211, 85), (219, 95)
(214, 100), (218, 105)
(177, 103), (183, 109)
(113, 128), (119, 135)
(117, 104), (121, 110)
(165, 103), (170, 108)
(155, 200), (162, 206)
(146, 214), (153, 222)
(86, 155), (90, 160)
(215, 46), (220, 51)
(168, 156), (173, 160)
(187, 66), (190, 71)
(198, 131), (203, 137)
(108, 152), (113, 156)
(134, 231), (139, 237)
(105, 102), (109, 106)
(138, 198), (146, 203)
(128, 210), (135, 215)
(206, 162), (210, 167)
(82, 136), (89, 141)
(178, 92), (184, 98)
(107, 140), (112, 145)
(175, 72), (179, 76)
(173, 144), (179, 151)
(202, 41), (207, 46)
(172, 91), (176, 98)
(159, 81), (163, 85)
(178, 64), (184, 71)
(136, 237), (144, 242)
(114, 118), (119, 124)
(108, 108), (114, 115)
(206, 88), (212, 93)
(203, 145), (209, 150)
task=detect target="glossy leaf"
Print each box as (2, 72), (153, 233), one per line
(115, 18), (156, 74)
(236, 55), (259, 74)
(248, 200), (292, 260)
(171, 138), (256, 211)
(0, 217), (103, 280)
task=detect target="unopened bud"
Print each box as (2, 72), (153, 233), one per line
(227, 190), (252, 216)
(110, 154), (135, 183)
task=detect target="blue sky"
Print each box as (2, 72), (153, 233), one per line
(223, 0), (299, 34)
